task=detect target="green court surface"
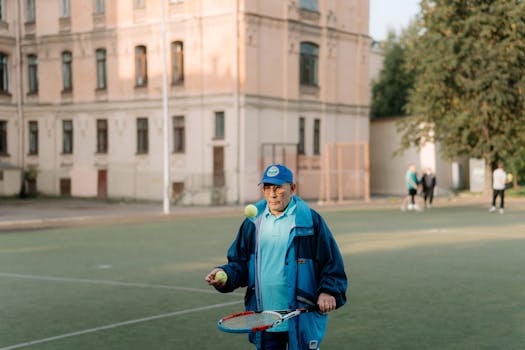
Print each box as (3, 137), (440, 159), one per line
(1, 202), (525, 349)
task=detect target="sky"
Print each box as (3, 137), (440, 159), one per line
(369, 0), (421, 41)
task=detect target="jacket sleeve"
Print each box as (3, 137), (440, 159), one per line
(313, 211), (348, 309)
(215, 219), (255, 293)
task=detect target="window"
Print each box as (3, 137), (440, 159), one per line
(62, 51), (73, 91)
(300, 42), (319, 86)
(173, 116), (185, 153)
(96, 119), (108, 153)
(135, 46), (147, 87)
(28, 55), (38, 94)
(313, 118), (320, 155)
(26, 0), (36, 22)
(214, 111), (225, 140)
(171, 41), (184, 84)
(94, 0), (105, 14)
(28, 121), (38, 155)
(0, 53), (8, 93)
(0, 120), (6, 154)
(299, 0), (318, 11)
(137, 118), (148, 154)
(134, 0), (145, 9)
(96, 49), (107, 90)
(62, 120), (73, 154)
(0, 0), (5, 21)
(60, 0), (70, 18)
(298, 117), (305, 155)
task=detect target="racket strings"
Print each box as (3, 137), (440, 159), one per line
(220, 312), (280, 330)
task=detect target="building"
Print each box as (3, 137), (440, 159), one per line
(0, 0), (370, 205)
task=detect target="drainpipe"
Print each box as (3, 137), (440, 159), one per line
(15, 0), (24, 169)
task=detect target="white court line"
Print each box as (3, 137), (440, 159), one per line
(0, 272), (242, 296)
(0, 300), (243, 350)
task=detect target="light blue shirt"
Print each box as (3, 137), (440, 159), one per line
(259, 198), (296, 332)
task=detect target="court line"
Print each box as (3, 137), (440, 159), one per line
(0, 300), (243, 350)
(0, 272), (242, 296)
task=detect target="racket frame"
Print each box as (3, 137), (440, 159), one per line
(217, 305), (318, 333)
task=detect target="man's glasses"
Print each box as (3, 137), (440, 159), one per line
(261, 184), (286, 195)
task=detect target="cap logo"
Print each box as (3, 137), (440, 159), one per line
(266, 166), (279, 177)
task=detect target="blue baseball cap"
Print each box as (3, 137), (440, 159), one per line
(260, 164), (294, 185)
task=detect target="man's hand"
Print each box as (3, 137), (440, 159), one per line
(205, 268), (226, 287)
(317, 293), (336, 313)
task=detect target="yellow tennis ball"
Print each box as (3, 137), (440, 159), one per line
(244, 204), (258, 218)
(215, 270), (227, 283)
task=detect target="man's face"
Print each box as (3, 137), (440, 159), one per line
(262, 182), (296, 216)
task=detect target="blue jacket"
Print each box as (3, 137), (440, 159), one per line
(216, 196), (347, 350)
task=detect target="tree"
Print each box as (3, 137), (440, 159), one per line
(400, 0), (525, 195)
(370, 30), (416, 118)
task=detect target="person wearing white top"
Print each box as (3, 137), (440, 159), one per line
(489, 162), (507, 214)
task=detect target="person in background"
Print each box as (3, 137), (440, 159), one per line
(489, 162), (506, 214)
(402, 164), (420, 211)
(205, 164), (347, 350)
(420, 167), (437, 209)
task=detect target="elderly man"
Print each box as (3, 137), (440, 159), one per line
(206, 164), (347, 350)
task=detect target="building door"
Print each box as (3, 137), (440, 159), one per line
(97, 169), (107, 199)
(213, 146), (225, 187)
(60, 178), (71, 196)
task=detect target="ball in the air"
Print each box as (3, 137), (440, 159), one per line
(215, 270), (228, 283)
(244, 204), (258, 218)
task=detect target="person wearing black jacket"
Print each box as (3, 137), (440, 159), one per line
(420, 167), (436, 209)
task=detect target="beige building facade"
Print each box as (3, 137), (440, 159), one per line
(0, 0), (370, 205)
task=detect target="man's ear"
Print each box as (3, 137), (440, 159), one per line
(290, 183), (297, 194)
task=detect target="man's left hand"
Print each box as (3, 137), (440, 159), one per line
(317, 293), (336, 313)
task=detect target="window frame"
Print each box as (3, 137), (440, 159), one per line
(27, 54), (38, 94)
(0, 52), (8, 93)
(96, 119), (108, 154)
(62, 120), (73, 154)
(28, 120), (38, 155)
(299, 42), (319, 87)
(60, 0), (71, 18)
(26, 0), (36, 22)
(0, 120), (7, 155)
(94, 0), (105, 14)
(313, 118), (321, 155)
(135, 46), (148, 87)
(136, 117), (149, 154)
(298, 117), (305, 155)
(173, 116), (185, 153)
(95, 48), (107, 90)
(299, 0), (319, 11)
(62, 51), (73, 92)
(171, 41), (184, 84)
(214, 111), (225, 140)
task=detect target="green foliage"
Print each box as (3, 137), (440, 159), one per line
(370, 31), (416, 118)
(400, 0), (525, 191)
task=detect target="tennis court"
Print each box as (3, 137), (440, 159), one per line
(1, 200), (525, 349)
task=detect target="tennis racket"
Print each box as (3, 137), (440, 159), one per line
(217, 305), (319, 333)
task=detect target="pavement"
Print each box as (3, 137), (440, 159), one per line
(0, 194), (521, 231)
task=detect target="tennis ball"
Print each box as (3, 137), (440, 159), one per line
(215, 270), (228, 283)
(244, 204), (258, 218)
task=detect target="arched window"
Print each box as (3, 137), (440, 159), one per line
(171, 41), (184, 84)
(62, 51), (73, 91)
(135, 45), (148, 86)
(96, 48), (107, 89)
(300, 42), (318, 86)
